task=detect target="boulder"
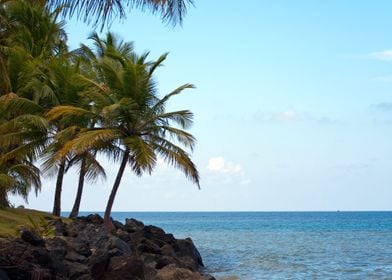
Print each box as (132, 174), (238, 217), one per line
(160, 244), (176, 257)
(125, 218), (144, 232)
(113, 220), (125, 231)
(109, 236), (132, 254)
(20, 230), (44, 246)
(65, 238), (91, 257)
(144, 225), (165, 240)
(48, 219), (67, 236)
(0, 214), (214, 280)
(176, 238), (204, 267)
(153, 264), (210, 280)
(136, 238), (161, 255)
(65, 251), (87, 263)
(0, 269), (10, 280)
(65, 260), (89, 279)
(103, 256), (145, 280)
(89, 251), (110, 279)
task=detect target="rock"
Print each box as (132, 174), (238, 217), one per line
(0, 215), (213, 280)
(136, 238), (161, 255)
(31, 247), (52, 266)
(125, 218), (144, 232)
(116, 229), (131, 242)
(113, 220), (125, 230)
(48, 219), (67, 236)
(163, 233), (176, 244)
(65, 260), (89, 279)
(176, 238), (204, 267)
(66, 238), (91, 257)
(65, 251), (87, 263)
(140, 253), (179, 270)
(153, 264), (207, 280)
(154, 256), (181, 270)
(64, 222), (79, 237)
(79, 214), (104, 224)
(144, 225), (165, 240)
(45, 237), (67, 257)
(103, 256), (145, 280)
(30, 268), (53, 280)
(20, 230), (44, 246)
(109, 236), (132, 254)
(0, 269), (10, 280)
(89, 251), (110, 279)
(160, 244), (176, 257)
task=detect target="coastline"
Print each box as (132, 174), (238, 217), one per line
(0, 213), (215, 279)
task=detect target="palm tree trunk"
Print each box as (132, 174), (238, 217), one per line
(52, 157), (66, 216)
(104, 150), (129, 230)
(0, 187), (9, 208)
(69, 157), (87, 218)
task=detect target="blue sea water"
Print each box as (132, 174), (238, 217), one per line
(78, 211), (392, 279)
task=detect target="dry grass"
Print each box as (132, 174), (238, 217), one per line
(0, 207), (68, 239)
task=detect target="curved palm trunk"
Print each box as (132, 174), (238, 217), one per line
(69, 157), (87, 218)
(104, 150), (129, 230)
(0, 55), (11, 95)
(52, 157), (66, 216)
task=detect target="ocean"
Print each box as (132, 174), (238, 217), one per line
(76, 211), (392, 279)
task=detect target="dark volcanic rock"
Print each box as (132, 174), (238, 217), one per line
(0, 215), (214, 280)
(176, 238), (204, 267)
(125, 218), (144, 232)
(153, 264), (215, 280)
(20, 230), (44, 246)
(103, 256), (145, 280)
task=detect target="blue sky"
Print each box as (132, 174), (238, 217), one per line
(12, 0), (392, 211)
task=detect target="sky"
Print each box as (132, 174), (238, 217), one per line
(11, 0), (392, 211)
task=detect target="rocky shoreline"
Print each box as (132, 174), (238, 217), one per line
(0, 214), (215, 279)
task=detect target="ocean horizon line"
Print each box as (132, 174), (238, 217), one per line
(62, 210), (392, 213)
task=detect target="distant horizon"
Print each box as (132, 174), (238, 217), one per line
(59, 209), (392, 213)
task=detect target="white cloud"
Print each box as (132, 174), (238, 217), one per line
(370, 50), (392, 61)
(371, 102), (392, 112)
(207, 156), (242, 173)
(276, 109), (301, 122)
(253, 108), (339, 125)
(254, 108), (307, 123)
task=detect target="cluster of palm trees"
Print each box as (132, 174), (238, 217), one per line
(0, 0), (199, 230)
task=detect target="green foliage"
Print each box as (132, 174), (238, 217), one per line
(0, 207), (66, 239)
(0, 1), (199, 218)
(26, 215), (55, 238)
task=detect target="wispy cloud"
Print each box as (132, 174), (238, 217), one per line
(253, 108), (336, 124)
(370, 50), (392, 61)
(205, 156), (250, 186)
(254, 108), (306, 123)
(371, 102), (392, 112)
(207, 156), (242, 173)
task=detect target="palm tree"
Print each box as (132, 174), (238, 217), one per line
(47, 33), (199, 229)
(0, 156), (41, 208)
(68, 151), (106, 218)
(0, 93), (44, 207)
(46, 0), (194, 29)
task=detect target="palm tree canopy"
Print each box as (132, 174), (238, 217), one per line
(46, 32), (200, 187)
(46, 0), (194, 29)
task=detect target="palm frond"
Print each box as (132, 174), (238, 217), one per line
(151, 83), (195, 113)
(156, 125), (196, 150)
(125, 136), (156, 175)
(46, 0), (194, 29)
(153, 135), (199, 187)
